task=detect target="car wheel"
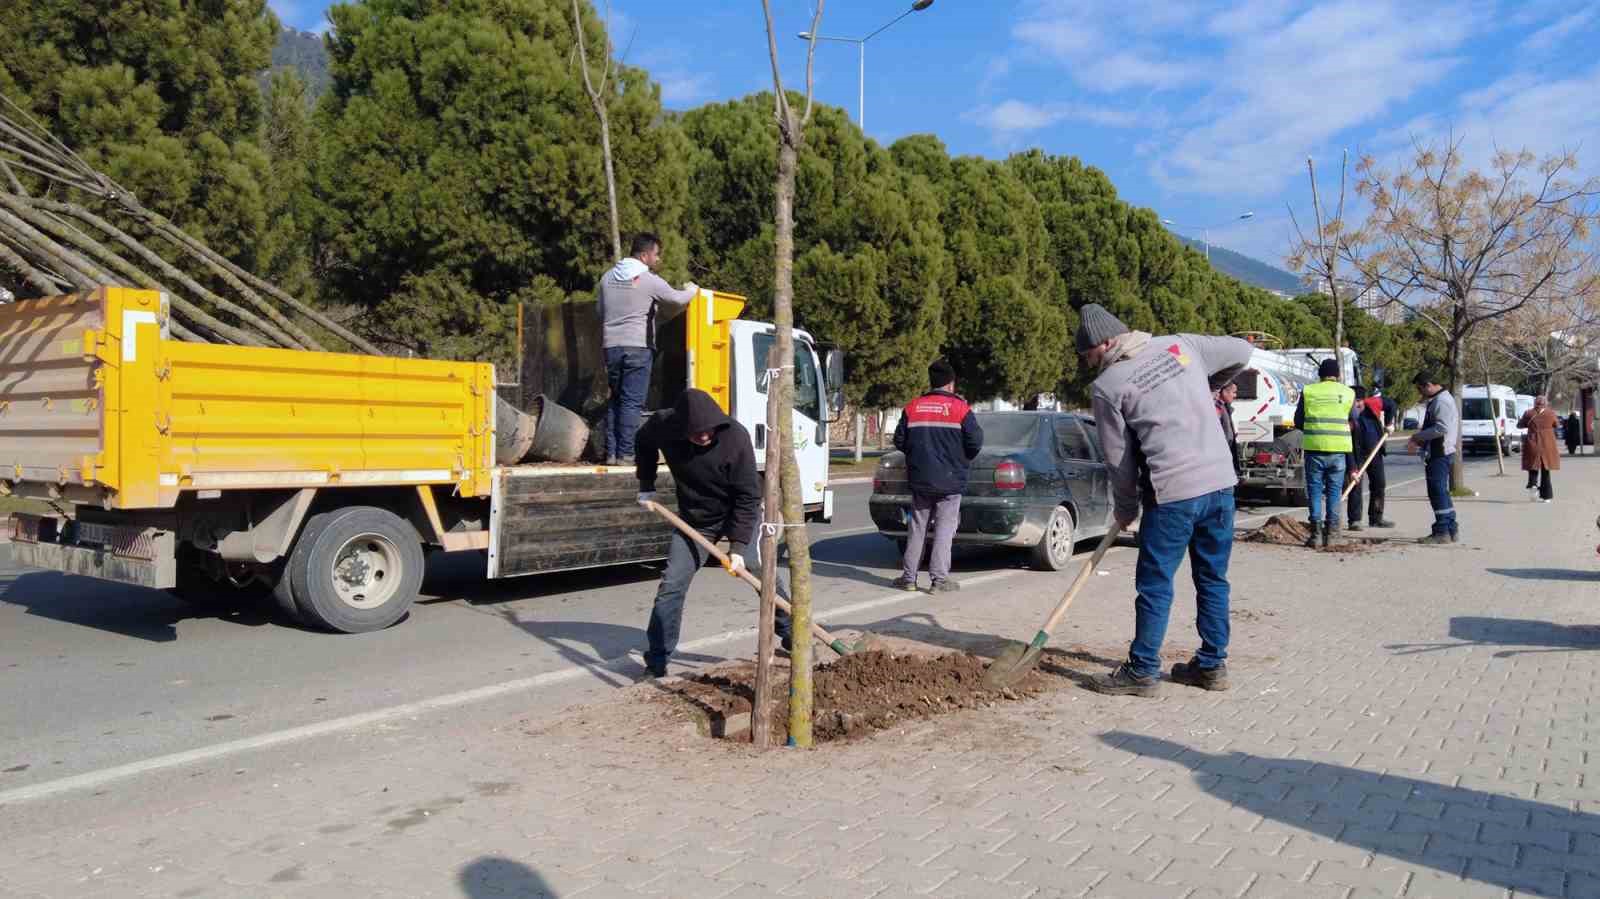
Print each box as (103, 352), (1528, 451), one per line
(1030, 505), (1076, 571)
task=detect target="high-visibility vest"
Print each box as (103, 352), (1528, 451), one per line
(1301, 380), (1355, 453)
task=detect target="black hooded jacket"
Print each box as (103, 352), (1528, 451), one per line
(635, 389), (761, 554)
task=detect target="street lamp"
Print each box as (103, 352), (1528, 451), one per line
(1162, 212), (1254, 263)
(797, 0), (935, 131)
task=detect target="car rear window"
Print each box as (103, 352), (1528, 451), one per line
(974, 414), (1038, 448)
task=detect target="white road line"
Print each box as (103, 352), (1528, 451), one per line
(0, 478), (1432, 806)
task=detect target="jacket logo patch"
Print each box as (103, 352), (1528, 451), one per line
(1166, 343), (1190, 366)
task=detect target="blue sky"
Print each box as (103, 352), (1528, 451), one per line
(269, 0), (1600, 271)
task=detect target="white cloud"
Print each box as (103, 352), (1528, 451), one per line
(656, 71), (714, 106)
(966, 99), (1143, 134)
(1519, 7), (1598, 52)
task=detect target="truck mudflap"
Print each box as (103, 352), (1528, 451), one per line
(7, 514), (176, 589)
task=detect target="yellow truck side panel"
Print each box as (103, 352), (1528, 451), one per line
(688, 291), (746, 413)
(0, 288), (496, 508)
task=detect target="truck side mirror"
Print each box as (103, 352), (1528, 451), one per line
(823, 348), (846, 422)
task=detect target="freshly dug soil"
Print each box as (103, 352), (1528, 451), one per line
(657, 647), (1153, 746)
(1244, 514), (1375, 553)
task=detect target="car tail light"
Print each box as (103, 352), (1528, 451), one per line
(994, 461), (1026, 490)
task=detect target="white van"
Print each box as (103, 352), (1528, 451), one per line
(1460, 384), (1521, 455)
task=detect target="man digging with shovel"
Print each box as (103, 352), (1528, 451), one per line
(634, 389), (791, 678)
(1077, 305), (1255, 697)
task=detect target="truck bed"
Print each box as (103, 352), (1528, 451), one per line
(490, 465), (677, 578)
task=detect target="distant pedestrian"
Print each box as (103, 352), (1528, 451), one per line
(1294, 359), (1356, 548)
(892, 360), (983, 594)
(1407, 373), (1460, 544)
(1214, 379), (1240, 476)
(1519, 396), (1560, 503)
(598, 232), (698, 465)
(1077, 304), (1254, 697)
(1565, 411), (1581, 455)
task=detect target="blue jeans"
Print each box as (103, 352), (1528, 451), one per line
(605, 346), (652, 460)
(1304, 451), (1346, 526)
(1425, 451), (1458, 535)
(1128, 488), (1234, 678)
(646, 527), (792, 671)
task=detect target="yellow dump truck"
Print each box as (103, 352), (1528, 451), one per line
(1, 287), (843, 633)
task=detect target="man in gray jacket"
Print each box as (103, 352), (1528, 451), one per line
(1078, 304), (1254, 697)
(598, 232), (698, 465)
(1406, 372), (1460, 544)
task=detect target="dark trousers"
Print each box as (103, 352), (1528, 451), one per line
(1347, 452), (1387, 524)
(1525, 468), (1553, 499)
(645, 526), (792, 672)
(1425, 452), (1458, 536)
(604, 346), (652, 460)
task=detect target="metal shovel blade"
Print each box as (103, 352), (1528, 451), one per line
(983, 630), (1049, 689)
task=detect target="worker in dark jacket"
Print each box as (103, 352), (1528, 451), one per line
(1345, 386), (1396, 530)
(892, 359), (984, 593)
(1214, 379), (1240, 476)
(635, 389), (789, 677)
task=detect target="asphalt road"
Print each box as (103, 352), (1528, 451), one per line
(0, 453), (1463, 796)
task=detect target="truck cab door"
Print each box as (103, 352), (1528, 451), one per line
(731, 325), (827, 508)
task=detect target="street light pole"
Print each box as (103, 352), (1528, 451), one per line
(799, 0), (934, 132)
(1162, 212), (1255, 264)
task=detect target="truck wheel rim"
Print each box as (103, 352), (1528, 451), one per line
(331, 533), (401, 610)
(1049, 511), (1072, 563)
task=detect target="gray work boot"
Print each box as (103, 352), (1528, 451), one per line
(890, 575), (918, 592)
(1303, 522), (1322, 549)
(1086, 664), (1161, 697)
(1346, 520), (1363, 532)
(929, 578), (961, 594)
(1321, 522), (1337, 548)
(1169, 659), (1230, 692)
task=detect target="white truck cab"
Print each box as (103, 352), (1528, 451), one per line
(726, 320), (840, 519)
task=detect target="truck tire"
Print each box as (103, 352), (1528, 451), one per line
(1030, 505), (1077, 571)
(283, 506), (424, 634)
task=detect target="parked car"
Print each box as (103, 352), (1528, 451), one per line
(868, 411), (1113, 571)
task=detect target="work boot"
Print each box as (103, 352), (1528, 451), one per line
(890, 574), (918, 592)
(1086, 664), (1160, 697)
(929, 578), (961, 594)
(1418, 530), (1451, 545)
(1322, 522), (1337, 548)
(1170, 659), (1230, 692)
(1370, 518), (1396, 528)
(1303, 522), (1322, 549)
(1346, 521), (1364, 532)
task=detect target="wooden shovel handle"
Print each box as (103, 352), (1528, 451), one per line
(644, 501), (839, 645)
(1039, 523), (1124, 635)
(1339, 431), (1389, 503)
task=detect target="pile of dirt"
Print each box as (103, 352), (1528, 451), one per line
(660, 649), (1084, 745)
(1243, 514), (1375, 553)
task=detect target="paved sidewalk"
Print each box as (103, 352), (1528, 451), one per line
(5, 461), (1600, 898)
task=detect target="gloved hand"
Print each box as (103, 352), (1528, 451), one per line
(637, 491), (658, 507)
(726, 553), (747, 577)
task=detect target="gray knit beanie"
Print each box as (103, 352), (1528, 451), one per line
(1075, 303), (1129, 354)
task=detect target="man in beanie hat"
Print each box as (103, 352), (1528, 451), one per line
(892, 359), (984, 592)
(1078, 303), (1254, 696)
(1294, 358), (1357, 547)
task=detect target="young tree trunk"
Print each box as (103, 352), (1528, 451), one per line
(1448, 336), (1465, 491)
(597, 103), (621, 261)
(1481, 350), (1506, 476)
(772, 137), (814, 747)
(753, 373), (781, 749)
(572, 0), (622, 261)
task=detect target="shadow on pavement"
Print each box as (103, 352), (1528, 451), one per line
(0, 569), (277, 642)
(1102, 731), (1589, 898)
(1486, 567), (1600, 582)
(1387, 616), (1600, 658)
(459, 857), (557, 898)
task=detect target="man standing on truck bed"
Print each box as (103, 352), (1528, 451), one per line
(599, 232), (698, 465)
(635, 388), (790, 677)
(1295, 359), (1356, 548)
(892, 359), (984, 594)
(1076, 304), (1254, 697)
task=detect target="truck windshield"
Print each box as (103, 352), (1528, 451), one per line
(753, 334), (822, 422)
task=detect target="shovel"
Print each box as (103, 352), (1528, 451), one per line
(983, 522), (1124, 688)
(644, 501), (877, 656)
